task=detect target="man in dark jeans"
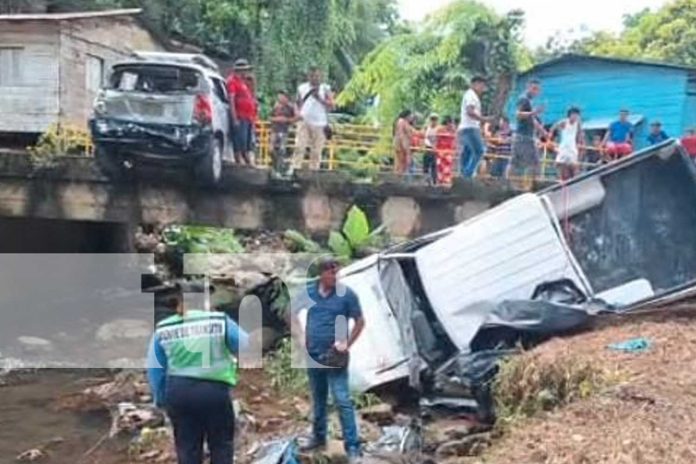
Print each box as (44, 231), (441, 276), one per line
(293, 257), (366, 463)
(511, 78), (546, 180)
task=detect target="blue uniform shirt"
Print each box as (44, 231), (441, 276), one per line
(304, 282), (362, 358)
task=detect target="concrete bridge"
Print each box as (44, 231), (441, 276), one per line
(0, 153), (517, 251)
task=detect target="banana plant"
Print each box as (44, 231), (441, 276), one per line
(328, 205), (389, 260)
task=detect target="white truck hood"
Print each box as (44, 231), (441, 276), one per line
(414, 193), (591, 350)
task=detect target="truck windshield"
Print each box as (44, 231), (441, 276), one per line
(109, 65), (203, 93)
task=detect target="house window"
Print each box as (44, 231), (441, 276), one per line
(86, 55), (105, 93)
(0, 47), (24, 86)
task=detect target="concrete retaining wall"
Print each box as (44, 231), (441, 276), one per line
(0, 154), (518, 238)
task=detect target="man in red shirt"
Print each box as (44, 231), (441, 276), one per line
(226, 59), (258, 165)
(681, 129), (696, 160)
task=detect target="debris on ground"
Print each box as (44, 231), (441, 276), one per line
(360, 403), (395, 426)
(607, 336), (652, 353)
(16, 448), (46, 462)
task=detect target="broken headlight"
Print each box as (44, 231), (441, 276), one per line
(94, 119), (111, 134)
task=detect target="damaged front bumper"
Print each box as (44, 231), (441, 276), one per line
(89, 118), (213, 159)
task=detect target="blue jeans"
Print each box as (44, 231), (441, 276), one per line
(307, 367), (360, 455)
(458, 128), (485, 178)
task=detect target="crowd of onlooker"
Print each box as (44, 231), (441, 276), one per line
(225, 59), (336, 178)
(395, 76), (696, 187)
(225, 59), (696, 184)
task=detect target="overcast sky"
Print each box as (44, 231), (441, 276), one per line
(398, 0), (669, 47)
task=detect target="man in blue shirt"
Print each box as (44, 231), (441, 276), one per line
(647, 121), (669, 145)
(293, 257), (365, 462)
(603, 109), (634, 159)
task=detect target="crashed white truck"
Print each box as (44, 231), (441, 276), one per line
(300, 140), (696, 395)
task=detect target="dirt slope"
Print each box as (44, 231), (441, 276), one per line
(466, 307), (696, 464)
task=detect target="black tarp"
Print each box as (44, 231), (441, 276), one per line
(423, 280), (598, 423)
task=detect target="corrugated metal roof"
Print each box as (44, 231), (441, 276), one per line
(523, 53), (696, 76)
(0, 8), (142, 21)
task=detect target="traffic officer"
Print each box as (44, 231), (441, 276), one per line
(147, 282), (248, 464)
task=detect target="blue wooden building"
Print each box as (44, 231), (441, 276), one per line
(508, 54), (696, 149)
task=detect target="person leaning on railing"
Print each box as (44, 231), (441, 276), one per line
(435, 116), (457, 186)
(269, 90), (300, 178)
(393, 110), (417, 175)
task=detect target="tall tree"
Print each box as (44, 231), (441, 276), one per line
(544, 0), (696, 66)
(338, 0), (523, 132)
(33, 0), (400, 99)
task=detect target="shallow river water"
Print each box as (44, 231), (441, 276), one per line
(0, 370), (114, 464)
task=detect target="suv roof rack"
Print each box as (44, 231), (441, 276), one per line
(131, 51), (220, 73)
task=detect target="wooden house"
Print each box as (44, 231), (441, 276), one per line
(508, 54), (696, 149)
(0, 9), (167, 134)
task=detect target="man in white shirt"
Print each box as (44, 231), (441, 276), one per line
(295, 67), (334, 171)
(458, 76), (491, 178)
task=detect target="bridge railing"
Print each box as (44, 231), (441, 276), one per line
(255, 121), (603, 187)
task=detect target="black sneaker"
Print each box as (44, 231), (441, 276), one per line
(299, 438), (327, 453)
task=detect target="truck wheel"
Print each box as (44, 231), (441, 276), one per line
(195, 137), (222, 186)
(94, 144), (125, 180)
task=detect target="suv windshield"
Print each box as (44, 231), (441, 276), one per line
(109, 65), (203, 93)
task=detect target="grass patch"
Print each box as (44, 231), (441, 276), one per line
(493, 351), (615, 422)
(265, 337), (308, 396)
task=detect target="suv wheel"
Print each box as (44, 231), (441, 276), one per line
(94, 144), (125, 180)
(195, 137), (222, 186)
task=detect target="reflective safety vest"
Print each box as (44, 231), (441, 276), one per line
(155, 309), (237, 386)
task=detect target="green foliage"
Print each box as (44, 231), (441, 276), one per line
(342, 206), (371, 248)
(339, 0), (523, 141)
(43, 0), (400, 100)
(328, 205), (388, 259)
(266, 337), (308, 395)
(285, 205), (389, 260)
(328, 231), (353, 258)
(352, 392), (382, 410)
(162, 225), (244, 254)
(284, 229), (324, 253)
(28, 123), (91, 168)
(538, 0), (696, 67)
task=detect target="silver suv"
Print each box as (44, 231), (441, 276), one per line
(89, 52), (231, 185)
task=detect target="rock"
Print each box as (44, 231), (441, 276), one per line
(359, 419), (382, 443)
(234, 271), (271, 290)
(16, 449), (45, 462)
(96, 319), (151, 342)
(17, 336), (52, 348)
(42, 437), (64, 450)
(361, 403), (394, 425)
(139, 450), (161, 460)
(111, 402), (164, 436)
(85, 371), (148, 406)
(435, 433), (491, 458)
